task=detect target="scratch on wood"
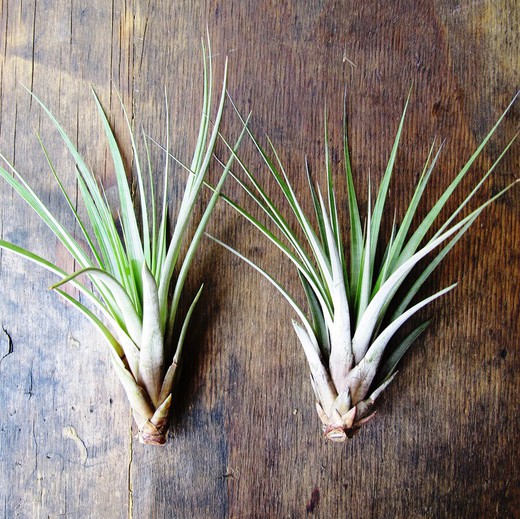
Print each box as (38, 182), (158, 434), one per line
(62, 425), (88, 464)
(137, 0), (152, 74)
(217, 467), (239, 480)
(342, 51), (357, 68)
(68, 333), (80, 348)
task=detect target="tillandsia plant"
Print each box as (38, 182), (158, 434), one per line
(212, 93), (518, 442)
(0, 42), (246, 445)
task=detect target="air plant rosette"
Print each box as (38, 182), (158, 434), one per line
(0, 43), (245, 445)
(213, 92), (518, 442)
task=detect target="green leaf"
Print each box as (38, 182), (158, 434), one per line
(432, 133), (517, 240)
(219, 188), (333, 321)
(263, 135), (334, 290)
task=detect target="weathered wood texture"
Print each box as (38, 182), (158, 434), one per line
(0, 1), (518, 518)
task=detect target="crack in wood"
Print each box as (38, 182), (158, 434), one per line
(26, 368), (34, 398)
(28, 418), (39, 484)
(127, 421), (133, 519)
(0, 325), (14, 365)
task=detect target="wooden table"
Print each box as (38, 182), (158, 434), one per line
(0, 1), (518, 517)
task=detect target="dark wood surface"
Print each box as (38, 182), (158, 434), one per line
(0, 1), (518, 517)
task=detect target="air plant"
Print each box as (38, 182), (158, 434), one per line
(0, 43), (245, 444)
(212, 93), (518, 442)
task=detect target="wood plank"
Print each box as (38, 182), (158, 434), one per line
(0, 1), (136, 518)
(0, 1), (518, 517)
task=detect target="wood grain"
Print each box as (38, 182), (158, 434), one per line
(0, 1), (518, 517)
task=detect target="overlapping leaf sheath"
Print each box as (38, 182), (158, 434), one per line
(0, 42), (245, 444)
(214, 93), (518, 441)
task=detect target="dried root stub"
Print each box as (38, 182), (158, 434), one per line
(0, 39), (245, 445)
(215, 91), (518, 442)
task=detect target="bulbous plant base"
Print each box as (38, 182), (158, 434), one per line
(319, 399), (377, 442)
